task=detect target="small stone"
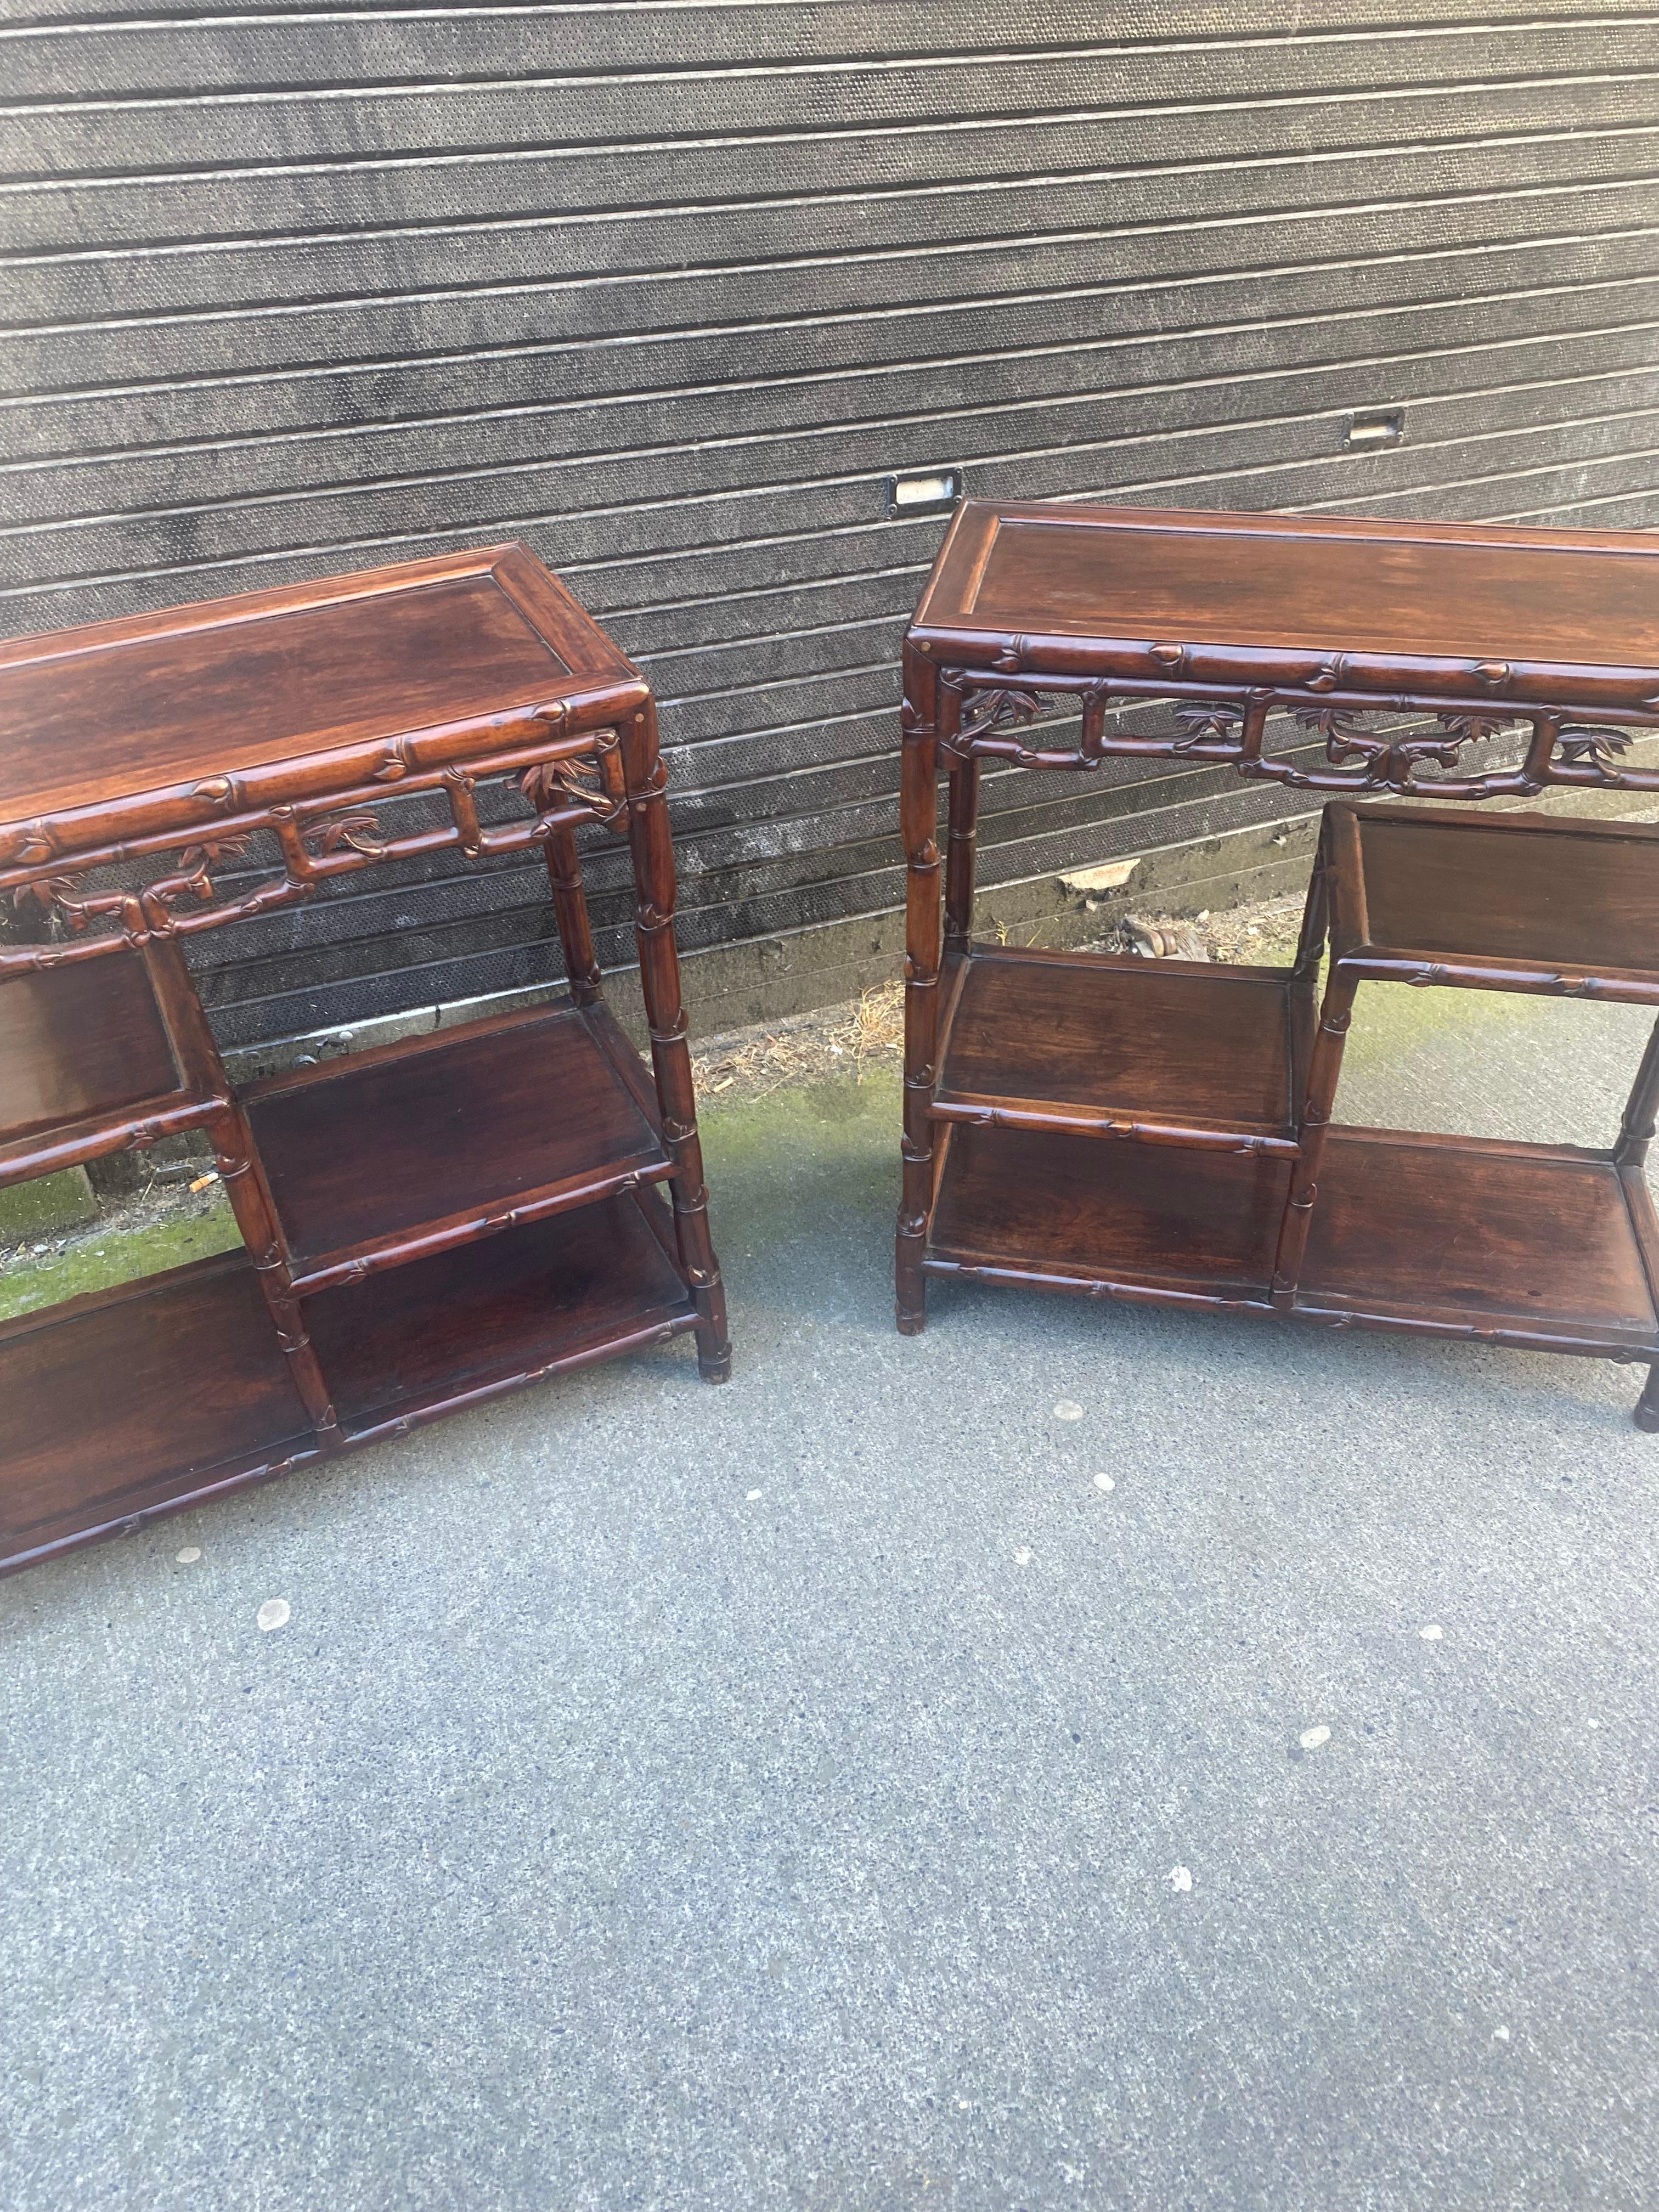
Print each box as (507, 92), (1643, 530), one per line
(1493, 2025), (1511, 2041)
(1299, 1724), (1332, 1750)
(1420, 1623), (1444, 1641)
(256, 1598), (290, 1633)
(176, 1547), (201, 1565)
(1013, 1547), (1032, 1566)
(1167, 1865), (1193, 1893)
(1053, 1400), (1084, 1422)
(747, 1487), (763, 1500)
(1093, 1472), (1115, 1491)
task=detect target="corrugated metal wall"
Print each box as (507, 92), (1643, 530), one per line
(3, 1), (1657, 1046)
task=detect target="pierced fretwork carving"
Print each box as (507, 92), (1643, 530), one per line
(957, 685), (1043, 737)
(1172, 701), (1244, 751)
(11, 832), (256, 940)
(1280, 706), (1513, 793)
(1557, 724), (1634, 779)
(520, 727), (628, 830)
(0, 736), (632, 974)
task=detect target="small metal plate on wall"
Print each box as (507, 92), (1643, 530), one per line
(1345, 408), (1407, 451)
(884, 466), (964, 518)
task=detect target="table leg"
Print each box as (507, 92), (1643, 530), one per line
(944, 754), (980, 958)
(544, 821), (602, 1007)
(1271, 967), (1357, 1311)
(620, 701), (731, 1383)
(897, 647), (944, 1335)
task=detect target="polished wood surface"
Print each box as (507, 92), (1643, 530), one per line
(0, 545), (631, 830)
(307, 1194), (693, 1430)
(245, 1003), (669, 1276)
(0, 1254), (314, 1569)
(934, 946), (1304, 1153)
(916, 502), (1659, 706)
(1340, 806), (1659, 990)
(899, 504), (1659, 1425)
(0, 951), (182, 1143)
(1302, 1131), (1657, 1347)
(0, 545), (645, 876)
(929, 1122), (1290, 1297)
(0, 546), (728, 1576)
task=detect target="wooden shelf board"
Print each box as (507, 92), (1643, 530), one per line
(0, 1251), (315, 1574)
(0, 950), (190, 1150)
(1299, 1128), (1659, 1350)
(1338, 808), (1659, 996)
(306, 1190), (696, 1431)
(247, 1001), (669, 1280)
(933, 945), (1306, 1152)
(927, 1121), (1291, 1296)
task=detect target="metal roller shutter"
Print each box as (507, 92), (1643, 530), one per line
(2, 1), (1656, 1043)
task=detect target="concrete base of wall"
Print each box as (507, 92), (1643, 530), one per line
(0, 1165), (98, 1244)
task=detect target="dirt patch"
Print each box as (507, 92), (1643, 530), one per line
(691, 978), (906, 1105)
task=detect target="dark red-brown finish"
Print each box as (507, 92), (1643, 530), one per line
(0, 1252), (316, 1577)
(899, 500), (1659, 1427)
(0, 544), (729, 1576)
(306, 1192), (695, 1431)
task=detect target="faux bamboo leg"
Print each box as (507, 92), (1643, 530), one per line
(1635, 1367), (1659, 1434)
(211, 1104), (345, 1446)
(897, 646), (944, 1334)
(619, 701), (731, 1383)
(140, 936), (343, 1447)
(1271, 966), (1358, 1311)
(1291, 839), (1330, 991)
(545, 822), (603, 1007)
(943, 753), (980, 957)
(1614, 1013), (1659, 1168)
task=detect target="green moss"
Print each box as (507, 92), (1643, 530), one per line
(0, 1197), (243, 1321)
(0, 1166), (98, 1241)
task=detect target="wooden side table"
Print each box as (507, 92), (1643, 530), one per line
(0, 543), (729, 1577)
(896, 500), (1659, 1425)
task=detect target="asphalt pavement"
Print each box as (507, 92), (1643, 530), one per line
(4, 983), (1657, 2210)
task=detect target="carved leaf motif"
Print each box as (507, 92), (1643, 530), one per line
(1172, 702), (1242, 750)
(520, 742), (628, 829)
(958, 686), (1041, 735)
(1292, 706), (1368, 747)
(10, 875), (75, 917)
(1557, 723), (1633, 775)
(304, 813), (382, 859)
(1436, 712), (1506, 747)
(1289, 705), (1495, 786)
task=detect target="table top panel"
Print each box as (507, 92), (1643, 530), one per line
(915, 503), (1659, 675)
(0, 543), (636, 833)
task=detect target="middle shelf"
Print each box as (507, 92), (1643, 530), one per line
(244, 998), (674, 1291)
(932, 944), (1311, 1154)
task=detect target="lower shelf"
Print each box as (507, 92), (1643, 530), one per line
(0, 1194), (697, 1576)
(0, 1251), (316, 1574)
(306, 1190), (696, 1434)
(926, 1121), (1290, 1302)
(1301, 1130), (1659, 1351)
(924, 1121), (1659, 1356)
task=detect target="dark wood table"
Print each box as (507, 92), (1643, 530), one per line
(0, 542), (729, 1576)
(896, 501), (1659, 1425)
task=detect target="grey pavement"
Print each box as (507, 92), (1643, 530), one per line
(3, 982), (1658, 2210)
